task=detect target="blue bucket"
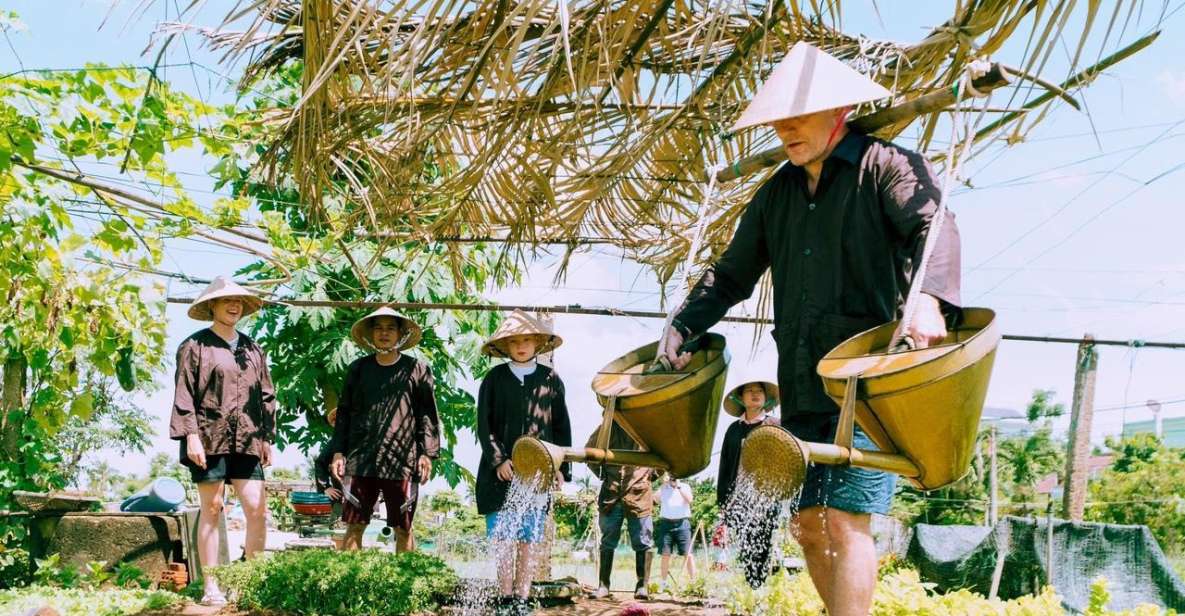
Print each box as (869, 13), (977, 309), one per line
(121, 477), (187, 512)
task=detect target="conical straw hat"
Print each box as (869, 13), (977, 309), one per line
(187, 276), (265, 321)
(482, 309), (563, 358)
(731, 42), (892, 132)
(350, 306), (423, 351)
(723, 380), (780, 417)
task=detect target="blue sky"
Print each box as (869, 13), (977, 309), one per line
(3, 1), (1184, 495)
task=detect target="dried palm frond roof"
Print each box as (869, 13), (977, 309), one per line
(197, 0), (1161, 285)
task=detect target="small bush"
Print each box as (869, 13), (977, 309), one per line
(214, 549), (458, 615)
(0, 585), (182, 616)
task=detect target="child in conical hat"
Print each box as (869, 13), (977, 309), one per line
(717, 379), (781, 588)
(475, 309), (572, 614)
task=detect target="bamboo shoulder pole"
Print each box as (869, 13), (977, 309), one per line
(804, 442), (922, 478)
(565, 448), (672, 470)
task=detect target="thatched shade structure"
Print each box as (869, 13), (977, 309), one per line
(200, 0), (1158, 287)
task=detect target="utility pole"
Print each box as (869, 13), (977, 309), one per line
(1062, 335), (1098, 521)
(989, 424), (999, 527)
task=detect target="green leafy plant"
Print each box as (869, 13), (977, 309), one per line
(267, 492), (297, 532)
(672, 572), (710, 599)
(1087, 436), (1185, 554)
(0, 585), (181, 616)
(111, 562), (149, 590)
(0, 522), (31, 588)
(214, 549), (457, 615)
(32, 554), (77, 588)
(721, 568), (1173, 615)
(79, 560), (111, 589)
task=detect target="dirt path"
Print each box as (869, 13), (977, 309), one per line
(534, 593), (726, 615)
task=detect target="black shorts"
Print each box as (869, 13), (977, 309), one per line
(187, 454), (265, 484)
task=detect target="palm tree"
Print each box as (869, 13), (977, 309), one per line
(998, 427), (1063, 503)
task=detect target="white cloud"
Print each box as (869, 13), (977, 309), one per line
(1156, 70), (1185, 106)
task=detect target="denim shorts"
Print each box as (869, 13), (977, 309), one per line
(486, 507), (547, 544)
(786, 415), (897, 515)
(656, 518), (691, 555)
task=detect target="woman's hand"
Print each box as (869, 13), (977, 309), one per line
(496, 460), (515, 482)
(260, 442), (273, 467)
(185, 434), (207, 469)
(331, 453), (346, 481)
(418, 455), (433, 485)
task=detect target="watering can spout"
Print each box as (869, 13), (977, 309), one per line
(511, 436), (672, 488)
(512, 333), (732, 486)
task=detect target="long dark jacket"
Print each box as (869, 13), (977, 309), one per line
(170, 329), (276, 463)
(587, 425), (657, 518)
(716, 415), (781, 507)
(475, 363), (572, 515)
(673, 131), (962, 416)
(329, 354), (441, 480)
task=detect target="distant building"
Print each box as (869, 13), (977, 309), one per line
(1122, 417), (1185, 448)
(1034, 454), (1114, 498)
(980, 406), (1033, 437)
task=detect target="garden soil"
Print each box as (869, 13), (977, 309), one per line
(165, 593), (728, 615)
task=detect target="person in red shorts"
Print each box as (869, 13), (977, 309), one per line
(330, 306), (439, 552)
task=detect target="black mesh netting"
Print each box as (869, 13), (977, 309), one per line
(904, 516), (1185, 613)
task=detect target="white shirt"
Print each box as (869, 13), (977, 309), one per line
(742, 411), (768, 425)
(509, 359), (538, 383)
(659, 481), (693, 520)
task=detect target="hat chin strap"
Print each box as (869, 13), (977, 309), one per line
(823, 108), (851, 152)
(373, 332), (407, 353)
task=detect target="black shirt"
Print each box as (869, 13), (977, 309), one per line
(329, 354), (440, 480)
(717, 416), (781, 507)
(674, 131), (961, 415)
(475, 363), (573, 514)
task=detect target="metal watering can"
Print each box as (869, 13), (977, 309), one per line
(512, 333), (731, 485)
(741, 308), (1001, 499)
(511, 308), (999, 499)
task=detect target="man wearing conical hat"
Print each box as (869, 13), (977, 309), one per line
(328, 306), (439, 553)
(475, 309), (571, 613)
(716, 380), (781, 588)
(169, 276), (274, 607)
(663, 42), (962, 615)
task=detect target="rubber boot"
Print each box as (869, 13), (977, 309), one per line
(594, 549), (614, 599)
(633, 550), (652, 600)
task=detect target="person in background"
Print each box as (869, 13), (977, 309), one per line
(655, 472), (697, 592)
(588, 424), (658, 601)
(475, 310), (572, 616)
(717, 380), (781, 588)
(170, 277), (275, 607)
(330, 307), (439, 553)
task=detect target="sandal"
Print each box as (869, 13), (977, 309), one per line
(200, 589), (228, 607)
